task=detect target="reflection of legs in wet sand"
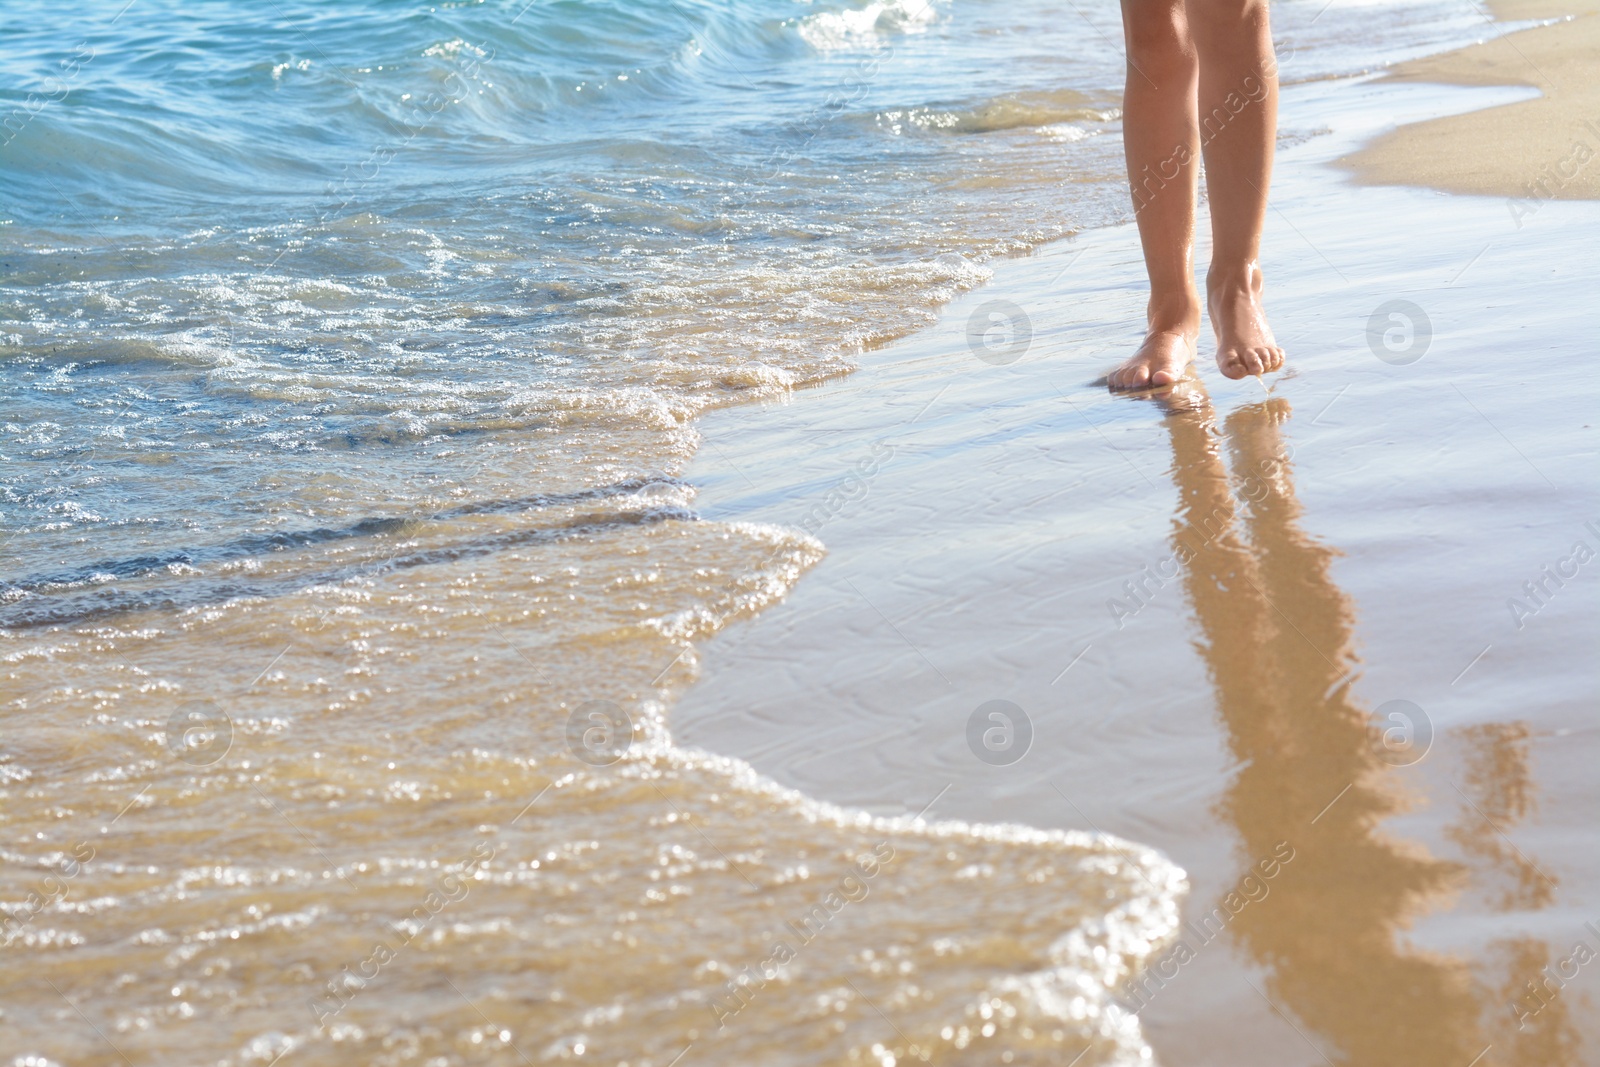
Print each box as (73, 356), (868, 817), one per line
(1155, 384), (1487, 1066)
(1108, 0), (1286, 390)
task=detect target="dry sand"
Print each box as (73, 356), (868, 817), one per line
(1344, 0), (1600, 202)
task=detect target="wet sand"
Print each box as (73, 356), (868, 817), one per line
(1344, 0), (1600, 201)
(674, 61), (1600, 1067)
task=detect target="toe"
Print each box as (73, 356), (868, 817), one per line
(1149, 367), (1176, 386)
(1242, 349), (1265, 375)
(1218, 350), (1246, 380)
(1267, 346), (1285, 371)
(1109, 365), (1149, 390)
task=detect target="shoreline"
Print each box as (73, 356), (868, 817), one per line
(15, 4), (1597, 1065)
(671, 33), (1600, 1067)
(1342, 0), (1600, 201)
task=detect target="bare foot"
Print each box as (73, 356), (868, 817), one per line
(1107, 299), (1200, 391)
(1207, 264), (1284, 380)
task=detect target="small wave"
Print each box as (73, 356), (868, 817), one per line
(419, 38), (488, 60)
(876, 91), (1121, 135)
(269, 58), (311, 80)
(796, 0), (941, 50)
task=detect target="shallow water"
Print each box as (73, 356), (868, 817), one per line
(0, 0), (1511, 1063)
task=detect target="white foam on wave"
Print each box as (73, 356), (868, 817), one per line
(270, 58), (311, 81)
(616, 739), (1187, 1064)
(796, 0), (942, 51)
(420, 38), (488, 59)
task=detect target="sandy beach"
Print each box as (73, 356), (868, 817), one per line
(1345, 0), (1600, 201)
(674, 11), (1600, 1065)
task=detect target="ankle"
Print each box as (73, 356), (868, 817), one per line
(1206, 261), (1264, 296)
(1147, 291), (1202, 336)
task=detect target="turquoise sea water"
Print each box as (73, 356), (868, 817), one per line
(0, 0), (1480, 606)
(3, 0), (1146, 630)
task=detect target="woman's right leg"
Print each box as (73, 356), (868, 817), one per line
(1107, 0), (1203, 390)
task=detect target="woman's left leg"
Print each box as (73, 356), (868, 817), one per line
(1187, 0), (1285, 379)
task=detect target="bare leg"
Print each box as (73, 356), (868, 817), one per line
(1107, 0), (1202, 391)
(1189, 0), (1285, 379)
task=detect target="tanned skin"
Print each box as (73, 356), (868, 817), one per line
(1106, 0), (1286, 390)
